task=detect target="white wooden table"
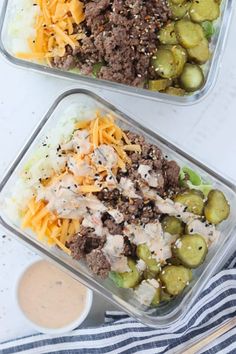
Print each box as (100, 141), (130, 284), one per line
(0, 6), (236, 343)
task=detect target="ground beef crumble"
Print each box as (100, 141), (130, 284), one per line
(67, 226), (106, 260)
(52, 0), (172, 86)
(120, 131), (180, 195)
(86, 249), (111, 278)
(68, 130), (181, 278)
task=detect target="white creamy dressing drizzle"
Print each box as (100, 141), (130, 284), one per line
(175, 238), (183, 249)
(105, 172), (117, 188)
(82, 207), (124, 237)
(124, 222), (177, 264)
(82, 211), (104, 236)
(136, 259), (147, 272)
(37, 174), (106, 219)
(186, 219), (220, 245)
(142, 186), (158, 200)
(138, 164), (159, 188)
(143, 188), (220, 245)
(156, 197), (219, 244)
(67, 156), (93, 177)
(119, 177), (141, 199)
(134, 280), (157, 306)
(61, 130), (91, 155)
(148, 278), (160, 289)
(103, 234), (130, 272)
(143, 187), (195, 222)
(155, 196), (196, 224)
(107, 209), (124, 224)
(92, 145), (117, 169)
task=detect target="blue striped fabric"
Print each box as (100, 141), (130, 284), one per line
(1, 251), (236, 354)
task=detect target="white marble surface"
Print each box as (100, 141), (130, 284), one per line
(0, 5), (236, 344)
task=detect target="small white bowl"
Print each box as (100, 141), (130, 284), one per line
(16, 259), (93, 335)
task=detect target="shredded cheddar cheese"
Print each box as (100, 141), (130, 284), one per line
(16, 0), (85, 61)
(21, 198), (81, 254)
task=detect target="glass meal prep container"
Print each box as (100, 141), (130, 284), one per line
(1, 89), (236, 327)
(0, 0), (233, 105)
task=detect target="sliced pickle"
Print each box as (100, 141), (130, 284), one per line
(171, 44), (188, 75)
(179, 63), (204, 92)
(159, 22), (178, 44)
(151, 49), (177, 79)
(173, 234), (208, 268)
(190, 0), (220, 22)
(160, 265), (192, 296)
(204, 190), (230, 225)
(175, 19), (205, 48)
(109, 258), (141, 288)
(161, 289), (172, 302)
(187, 37), (210, 64)
(151, 286), (161, 306)
(143, 269), (159, 280)
(137, 244), (161, 273)
(148, 79), (172, 91)
(169, 1), (191, 20)
(167, 256), (182, 266)
(165, 86), (186, 96)
(174, 189), (205, 215)
(162, 215), (184, 235)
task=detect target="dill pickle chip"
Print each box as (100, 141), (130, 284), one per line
(151, 49), (177, 79)
(173, 234), (208, 268)
(190, 0), (220, 22)
(160, 44), (187, 77)
(143, 269), (159, 280)
(159, 22), (178, 44)
(165, 86), (186, 96)
(161, 289), (172, 302)
(175, 19), (205, 48)
(151, 286), (162, 306)
(179, 63), (204, 92)
(169, 1), (191, 20)
(137, 244), (161, 273)
(162, 215), (184, 235)
(109, 258), (141, 288)
(148, 79), (172, 91)
(160, 265), (192, 296)
(204, 190), (230, 225)
(171, 44), (188, 75)
(167, 256), (182, 266)
(174, 189), (205, 215)
(187, 37), (210, 64)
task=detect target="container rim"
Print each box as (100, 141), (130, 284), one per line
(0, 88), (236, 329)
(0, 0), (234, 106)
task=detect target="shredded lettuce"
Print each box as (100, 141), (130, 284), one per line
(202, 21), (215, 40)
(181, 167), (202, 186)
(179, 166), (212, 196)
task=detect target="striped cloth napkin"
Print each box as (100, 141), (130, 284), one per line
(1, 252), (236, 354)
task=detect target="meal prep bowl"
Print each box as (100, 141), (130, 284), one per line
(0, 0), (233, 105)
(0, 89), (236, 328)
